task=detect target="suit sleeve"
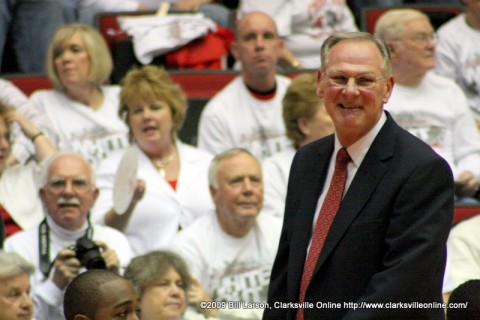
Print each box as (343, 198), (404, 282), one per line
(263, 153), (306, 319)
(343, 157), (454, 319)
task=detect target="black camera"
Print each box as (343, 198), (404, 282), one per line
(71, 236), (106, 270)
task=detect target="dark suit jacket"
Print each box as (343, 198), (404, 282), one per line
(264, 113), (454, 319)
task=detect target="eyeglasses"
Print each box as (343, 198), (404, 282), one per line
(325, 73), (388, 90)
(407, 32), (437, 45)
(46, 178), (92, 193)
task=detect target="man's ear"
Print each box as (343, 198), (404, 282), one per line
(73, 315), (90, 320)
(316, 70), (325, 98)
(230, 41), (239, 60)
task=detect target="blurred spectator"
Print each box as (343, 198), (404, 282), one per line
(64, 269), (140, 320)
(443, 215), (480, 302)
(4, 151), (132, 320)
(238, 0), (358, 69)
(125, 250), (213, 320)
(375, 8), (480, 201)
(90, 65), (214, 256)
(29, 23), (130, 168)
(0, 250), (35, 320)
(436, 0), (480, 126)
(262, 73), (334, 218)
(0, 0), (65, 73)
(0, 102), (56, 239)
(172, 148), (281, 319)
(447, 279), (480, 320)
(0, 79), (55, 165)
(198, 12), (292, 160)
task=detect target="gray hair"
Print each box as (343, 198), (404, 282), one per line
(0, 250), (34, 278)
(37, 151), (96, 189)
(207, 148), (260, 189)
(124, 250), (191, 299)
(374, 9), (430, 42)
(320, 31), (392, 77)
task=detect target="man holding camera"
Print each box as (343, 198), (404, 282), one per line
(4, 151), (133, 320)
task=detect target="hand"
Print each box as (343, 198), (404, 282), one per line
(132, 179), (146, 204)
(188, 277), (219, 317)
(96, 240), (120, 274)
(455, 171), (480, 198)
(4, 109), (41, 140)
(52, 248), (81, 290)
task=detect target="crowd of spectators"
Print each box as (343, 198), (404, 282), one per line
(1, 1), (480, 319)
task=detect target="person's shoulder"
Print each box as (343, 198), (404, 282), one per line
(177, 213), (215, 238)
(296, 134), (333, 158)
(427, 71), (461, 88)
(263, 146), (295, 168)
(4, 226), (37, 249)
(437, 13), (465, 35)
(449, 215), (480, 239)
(203, 76), (244, 109)
(101, 85), (121, 96)
(276, 74), (292, 86)
(394, 120), (448, 161)
(257, 214), (282, 229)
(30, 88), (58, 100)
(92, 223), (129, 242)
(178, 141), (214, 162)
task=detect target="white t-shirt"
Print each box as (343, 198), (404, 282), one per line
(261, 146), (296, 219)
(198, 75), (292, 160)
(443, 215), (480, 293)
(4, 216), (133, 320)
(238, 0), (358, 68)
(436, 14), (480, 121)
(30, 86), (129, 168)
(171, 213), (282, 303)
(385, 71), (480, 179)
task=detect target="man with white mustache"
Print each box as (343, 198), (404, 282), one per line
(4, 151), (133, 320)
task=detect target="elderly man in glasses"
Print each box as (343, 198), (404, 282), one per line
(4, 151), (133, 320)
(375, 8), (480, 201)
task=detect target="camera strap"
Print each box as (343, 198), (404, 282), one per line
(38, 217), (93, 278)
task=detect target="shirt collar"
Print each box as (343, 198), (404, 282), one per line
(334, 111), (387, 167)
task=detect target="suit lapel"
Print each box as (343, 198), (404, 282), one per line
(312, 114), (398, 277)
(288, 137), (334, 298)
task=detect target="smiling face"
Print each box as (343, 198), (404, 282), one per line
(40, 154), (98, 231)
(0, 274), (33, 320)
(231, 12), (283, 77)
(94, 279), (140, 320)
(317, 39), (394, 146)
(139, 267), (187, 320)
(128, 98), (175, 153)
(211, 152), (263, 236)
(53, 32), (91, 89)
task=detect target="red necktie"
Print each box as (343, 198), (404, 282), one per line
(296, 147), (351, 320)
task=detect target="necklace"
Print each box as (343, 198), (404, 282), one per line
(153, 150), (177, 179)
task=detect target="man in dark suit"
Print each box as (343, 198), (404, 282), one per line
(263, 32), (454, 319)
